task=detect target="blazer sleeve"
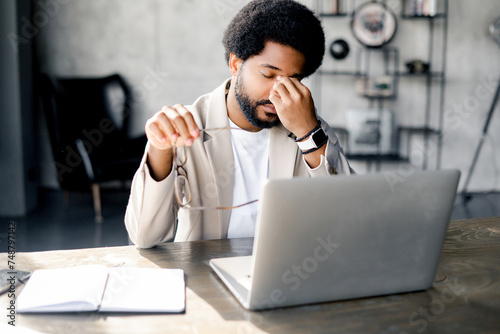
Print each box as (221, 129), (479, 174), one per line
(305, 117), (356, 177)
(124, 142), (179, 248)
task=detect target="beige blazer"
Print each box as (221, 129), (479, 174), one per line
(125, 79), (354, 248)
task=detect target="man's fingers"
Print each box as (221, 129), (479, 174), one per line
(269, 92), (281, 107)
(173, 104), (200, 139)
(147, 120), (167, 143)
(275, 77), (303, 101)
(268, 76), (316, 137)
(156, 109), (179, 141)
(145, 104), (200, 151)
(272, 82), (293, 106)
(145, 111), (177, 150)
(163, 105), (199, 146)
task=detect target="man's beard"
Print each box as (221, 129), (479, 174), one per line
(234, 71), (280, 129)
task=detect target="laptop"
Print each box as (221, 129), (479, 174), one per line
(209, 169), (460, 310)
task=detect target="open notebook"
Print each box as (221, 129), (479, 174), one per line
(17, 265), (185, 313)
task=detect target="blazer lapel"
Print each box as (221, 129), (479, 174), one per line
(269, 124), (299, 179)
(203, 79), (234, 238)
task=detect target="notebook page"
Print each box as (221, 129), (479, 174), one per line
(99, 267), (185, 313)
(17, 265), (109, 313)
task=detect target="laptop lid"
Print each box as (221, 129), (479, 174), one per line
(243, 169), (460, 310)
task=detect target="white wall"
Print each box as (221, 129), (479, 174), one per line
(0, 0), (24, 215)
(442, 0), (500, 192)
(35, 0), (500, 192)
(0, 0), (38, 216)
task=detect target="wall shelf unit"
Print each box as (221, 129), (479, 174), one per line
(315, 0), (449, 171)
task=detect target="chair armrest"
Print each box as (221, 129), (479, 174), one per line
(75, 138), (96, 183)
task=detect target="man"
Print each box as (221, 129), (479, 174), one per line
(125, 0), (354, 248)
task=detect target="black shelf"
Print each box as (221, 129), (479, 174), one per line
(398, 71), (445, 78)
(398, 126), (442, 136)
(362, 94), (397, 100)
(319, 70), (363, 76)
(401, 13), (447, 19)
(319, 13), (349, 17)
(318, 70), (444, 79)
(319, 70), (444, 78)
(346, 154), (408, 162)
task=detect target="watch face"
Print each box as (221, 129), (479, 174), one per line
(351, 2), (397, 48)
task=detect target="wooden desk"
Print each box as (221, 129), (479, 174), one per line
(1, 217), (499, 333)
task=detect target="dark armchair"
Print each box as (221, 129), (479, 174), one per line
(40, 73), (147, 222)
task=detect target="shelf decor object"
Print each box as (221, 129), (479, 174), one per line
(329, 39), (350, 60)
(405, 59), (430, 74)
(330, 0), (342, 14)
(355, 76), (395, 98)
(345, 107), (396, 156)
(351, 1), (397, 48)
(320, 0), (348, 16)
(407, 0), (437, 17)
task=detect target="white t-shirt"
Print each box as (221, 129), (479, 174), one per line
(227, 119), (270, 238)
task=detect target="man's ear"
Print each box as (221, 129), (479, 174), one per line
(229, 53), (243, 76)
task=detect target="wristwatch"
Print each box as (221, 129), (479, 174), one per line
(296, 127), (328, 151)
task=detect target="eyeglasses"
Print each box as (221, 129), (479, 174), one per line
(173, 127), (259, 210)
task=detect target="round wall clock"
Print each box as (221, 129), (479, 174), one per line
(351, 2), (397, 48)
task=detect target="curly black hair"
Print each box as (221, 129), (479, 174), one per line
(222, 0), (325, 78)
